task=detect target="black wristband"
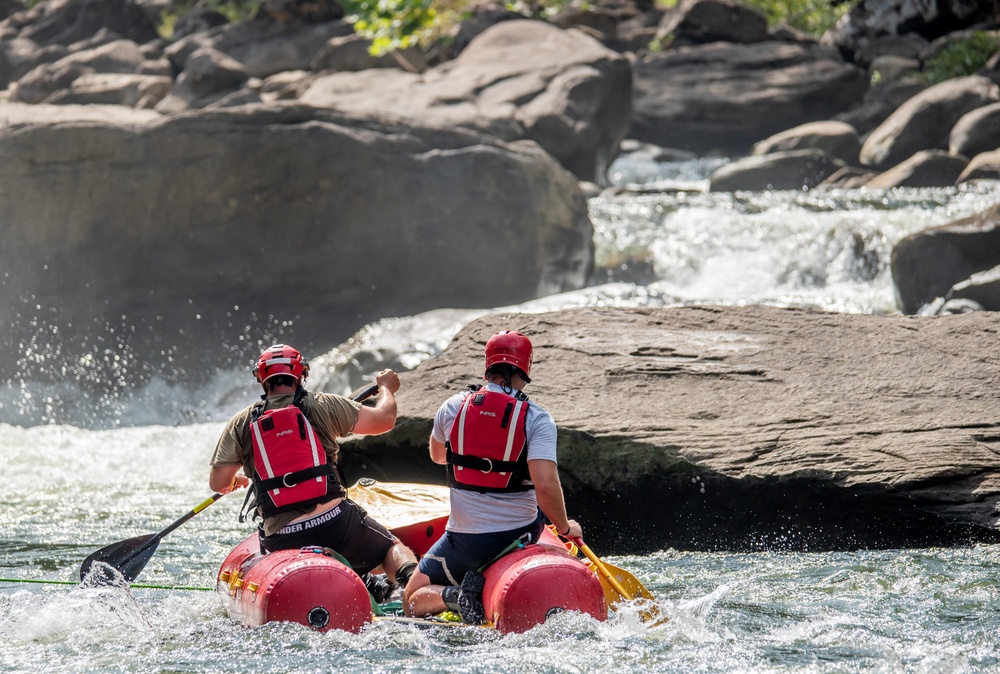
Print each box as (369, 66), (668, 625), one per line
(558, 524), (571, 536)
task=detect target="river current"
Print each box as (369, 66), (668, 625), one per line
(2, 157), (999, 672)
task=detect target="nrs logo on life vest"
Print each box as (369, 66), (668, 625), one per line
(276, 429), (294, 437)
(479, 410), (497, 417)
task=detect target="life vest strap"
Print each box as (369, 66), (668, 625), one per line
(446, 448), (522, 473)
(257, 463), (334, 492)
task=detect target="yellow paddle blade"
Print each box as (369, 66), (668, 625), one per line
(560, 530), (666, 626)
(592, 559), (666, 624)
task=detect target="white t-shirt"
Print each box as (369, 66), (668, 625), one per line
(431, 383), (557, 534)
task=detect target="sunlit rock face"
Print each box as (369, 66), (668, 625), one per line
(0, 103), (593, 386)
(300, 20), (634, 185)
(342, 305), (1000, 553)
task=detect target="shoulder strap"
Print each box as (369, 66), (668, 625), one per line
(250, 398), (266, 423)
(238, 487), (257, 524)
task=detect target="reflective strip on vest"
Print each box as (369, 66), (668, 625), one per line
(252, 420), (280, 496)
(499, 399), (524, 474)
(304, 415), (323, 481)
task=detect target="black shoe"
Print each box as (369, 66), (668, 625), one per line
(362, 573), (397, 604)
(457, 571), (486, 624)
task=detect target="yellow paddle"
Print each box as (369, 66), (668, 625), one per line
(564, 533), (665, 624)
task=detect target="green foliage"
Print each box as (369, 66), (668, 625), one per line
(744, 0), (848, 35)
(213, 0), (263, 22)
(655, 0), (848, 37)
(341, 0), (439, 54)
(648, 32), (678, 52)
(922, 32), (1000, 84)
(158, 11), (176, 39)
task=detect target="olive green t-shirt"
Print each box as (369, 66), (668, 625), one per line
(211, 391), (361, 535)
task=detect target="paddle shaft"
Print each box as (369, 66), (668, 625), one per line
(137, 492), (226, 554)
(572, 537), (635, 601)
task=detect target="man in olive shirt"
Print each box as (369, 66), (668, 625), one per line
(210, 344), (417, 589)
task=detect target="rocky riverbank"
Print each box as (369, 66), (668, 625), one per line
(340, 305), (1000, 553)
(1, 0), (998, 380)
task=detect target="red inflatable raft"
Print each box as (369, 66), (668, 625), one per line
(216, 481), (607, 634)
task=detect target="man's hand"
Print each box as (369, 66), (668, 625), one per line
(561, 519), (583, 539)
(228, 472), (250, 493)
(376, 369), (400, 393)
(354, 369), (400, 435)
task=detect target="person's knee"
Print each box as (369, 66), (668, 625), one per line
(404, 568), (430, 595)
(402, 569), (432, 615)
(392, 540), (417, 562)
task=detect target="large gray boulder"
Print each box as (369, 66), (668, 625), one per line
(8, 0), (158, 47)
(950, 101), (1000, 157)
(155, 46), (248, 112)
(943, 264), (1000, 310)
(630, 41), (868, 155)
(163, 16), (353, 79)
(958, 148), (1000, 182)
(0, 103), (593, 385)
(752, 120), (862, 164)
(859, 75), (1000, 169)
(300, 20), (633, 184)
(709, 148), (845, 191)
(891, 203), (1000, 314)
(340, 305), (1000, 553)
(656, 0), (769, 46)
(9, 38), (147, 103)
(0, 36), (67, 89)
(836, 71), (927, 135)
(864, 149), (969, 188)
(43, 71), (171, 106)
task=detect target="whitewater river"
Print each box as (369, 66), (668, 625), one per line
(2, 157), (1000, 672)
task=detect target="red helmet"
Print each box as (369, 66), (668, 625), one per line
(254, 344), (308, 383)
(484, 331), (532, 382)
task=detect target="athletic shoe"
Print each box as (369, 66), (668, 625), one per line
(362, 573), (397, 604)
(457, 571), (486, 624)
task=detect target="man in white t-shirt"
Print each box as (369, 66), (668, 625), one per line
(402, 330), (582, 623)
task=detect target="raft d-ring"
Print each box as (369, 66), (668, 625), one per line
(282, 473), (297, 487)
(480, 458), (493, 474)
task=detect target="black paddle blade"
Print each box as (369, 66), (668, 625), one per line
(79, 533), (161, 583)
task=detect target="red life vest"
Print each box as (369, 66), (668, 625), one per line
(446, 387), (533, 493)
(250, 403), (341, 518)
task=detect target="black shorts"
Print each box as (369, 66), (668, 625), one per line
(259, 499), (396, 576)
